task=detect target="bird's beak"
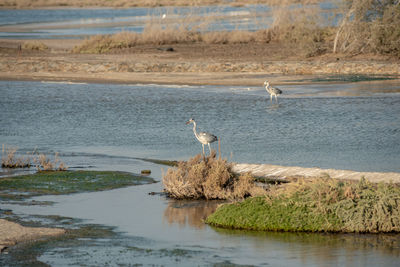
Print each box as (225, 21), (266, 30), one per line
(186, 120), (190, 125)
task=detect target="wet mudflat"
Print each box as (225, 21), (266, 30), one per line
(1, 79), (400, 266)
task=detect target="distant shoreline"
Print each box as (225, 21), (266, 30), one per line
(0, 0), (302, 9)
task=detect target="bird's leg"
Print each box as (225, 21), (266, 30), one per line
(208, 143), (212, 155)
(275, 95), (278, 103)
(270, 95), (273, 102)
(202, 144), (205, 156)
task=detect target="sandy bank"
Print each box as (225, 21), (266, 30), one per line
(0, 219), (65, 253)
(1, 40), (399, 86)
(233, 163), (400, 183)
(1, 56), (399, 86)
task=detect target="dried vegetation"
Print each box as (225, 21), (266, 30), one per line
(70, 0), (400, 58)
(22, 41), (49, 51)
(1, 145), (67, 171)
(1, 145), (31, 168)
(162, 151), (265, 200)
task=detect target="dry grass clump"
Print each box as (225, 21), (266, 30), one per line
(71, 32), (138, 54)
(33, 152), (68, 171)
(1, 145), (31, 168)
(1, 145), (67, 171)
(162, 151), (265, 200)
(22, 41), (49, 51)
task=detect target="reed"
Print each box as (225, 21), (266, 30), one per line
(1, 144), (31, 168)
(1, 145), (67, 171)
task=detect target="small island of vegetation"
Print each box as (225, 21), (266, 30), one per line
(163, 153), (400, 233)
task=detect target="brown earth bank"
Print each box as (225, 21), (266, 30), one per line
(0, 219), (65, 253)
(1, 39), (399, 86)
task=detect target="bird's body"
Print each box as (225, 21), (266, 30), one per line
(264, 80), (282, 102)
(186, 118), (217, 155)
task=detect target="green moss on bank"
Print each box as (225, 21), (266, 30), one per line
(206, 178), (400, 233)
(0, 170), (156, 200)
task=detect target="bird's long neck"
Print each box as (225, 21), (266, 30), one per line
(192, 121), (200, 140)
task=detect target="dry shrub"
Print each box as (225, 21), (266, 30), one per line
(266, 1), (331, 57)
(202, 30), (256, 44)
(163, 151), (265, 200)
(22, 41), (49, 51)
(333, 0), (400, 57)
(370, 4), (400, 57)
(71, 33), (138, 54)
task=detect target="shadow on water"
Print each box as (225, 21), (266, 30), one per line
(213, 228), (400, 261)
(163, 200), (223, 229)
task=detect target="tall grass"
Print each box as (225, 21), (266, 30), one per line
(72, 29), (277, 53)
(162, 151), (265, 200)
(71, 1), (399, 58)
(72, 2), (328, 55)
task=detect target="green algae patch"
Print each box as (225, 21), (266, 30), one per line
(206, 196), (343, 232)
(206, 178), (400, 233)
(0, 170), (156, 200)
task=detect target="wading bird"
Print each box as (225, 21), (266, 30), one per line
(186, 118), (217, 155)
(264, 80), (282, 103)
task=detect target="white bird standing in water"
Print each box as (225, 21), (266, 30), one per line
(186, 118), (217, 155)
(264, 80), (282, 103)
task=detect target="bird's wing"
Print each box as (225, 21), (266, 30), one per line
(199, 132), (218, 142)
(271, 86), (282, 94)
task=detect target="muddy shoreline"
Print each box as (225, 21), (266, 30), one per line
(0, 219), (65, 254)
(1, 39), (399, 86)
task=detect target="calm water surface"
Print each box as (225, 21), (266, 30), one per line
(1, 80), (400, 266)
(0, 3), (337, 39)
(1, 80), (400, 172)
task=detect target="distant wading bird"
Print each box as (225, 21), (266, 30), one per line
(264, 80), (282, 103)
(186, 118), (217, 156)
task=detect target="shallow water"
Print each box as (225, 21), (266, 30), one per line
(1, 79), (400, 266)
(1, 80), (400, 172)
(0, 6), (268, 39)
(2, 160), (400, 266)
(0, 3), (337, 39)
